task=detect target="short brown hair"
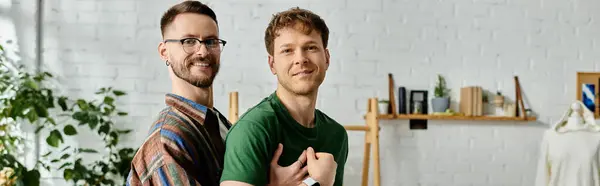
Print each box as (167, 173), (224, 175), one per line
(264, 7), (329, 55)
(160, 1), (218, 37)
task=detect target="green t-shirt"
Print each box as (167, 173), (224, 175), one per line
(220, 92), (349, 186)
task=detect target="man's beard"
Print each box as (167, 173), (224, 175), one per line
(171, 55), (219, 88)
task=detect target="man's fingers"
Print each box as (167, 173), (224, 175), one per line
(306, 147), (316, 162)
(271, 143), (283, 166)
(297, 150), (307, 165)
(290, 150), (307, 169)
(299, 165), (308, 177)
(315, 152), (334, 159)
(295, 169), (309, 184)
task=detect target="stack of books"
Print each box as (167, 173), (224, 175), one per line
(460, 86), (483, 116)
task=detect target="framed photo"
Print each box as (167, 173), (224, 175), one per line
(409, 90), (428, 114)
(577, 72), (600, 117)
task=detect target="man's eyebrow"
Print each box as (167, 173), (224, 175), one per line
(305, 41), (318, 45)
(182, 34), (218, 39)
(278, 41), (318, 48)
(182, 34), (199, 38)
(278, 43), (292, 49)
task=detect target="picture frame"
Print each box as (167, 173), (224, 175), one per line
(409, 90), (428, 114)
(577, 72), (600, 118)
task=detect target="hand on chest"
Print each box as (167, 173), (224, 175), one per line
(278, 144), (320, 166)
(274, 122), (341, 167)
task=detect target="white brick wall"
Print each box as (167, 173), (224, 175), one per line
(6, 0), (600, 185)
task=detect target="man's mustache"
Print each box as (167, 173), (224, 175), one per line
(186, 56), (214, 66)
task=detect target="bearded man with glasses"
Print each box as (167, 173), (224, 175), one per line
(162, 37), (227, 87)
(126, 1), (232, 186)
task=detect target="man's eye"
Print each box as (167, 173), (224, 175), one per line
(183, 39), (196, 45)
(205, 39), (218, 45)
(282, 49), (292, 53)
(308, 46), (318, 50)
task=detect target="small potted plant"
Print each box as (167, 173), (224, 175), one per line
(378, 99), (389, 114)
(432, 74), (450, 113)
(494, 91), (504, 107)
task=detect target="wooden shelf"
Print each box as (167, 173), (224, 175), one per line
(377, 114), (537, 121)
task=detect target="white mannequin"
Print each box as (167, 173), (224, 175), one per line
(536, 101), (600, 186)
(563, 102), (585, 131)
(553, 101), (599, 133)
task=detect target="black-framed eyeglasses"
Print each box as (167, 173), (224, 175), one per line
(163, 38), (227, 54)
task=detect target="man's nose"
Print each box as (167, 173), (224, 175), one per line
(194, 43), (209, 57)
(293, 50), (308, 65)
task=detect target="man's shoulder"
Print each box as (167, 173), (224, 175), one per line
(151, 106), (200, 132)
(316, 109), (348, 137)
(137, 107), (191, 152)
(129, 106), (212, 185)
(235, 96), (278, 126)
(225, 96), (281, 142)
(128, 128), (193, 185)
(316, 110), (345, 129)
(132, 106), (198, 167)
(129, 127), (167, 181)
(138, 106), (202, 151)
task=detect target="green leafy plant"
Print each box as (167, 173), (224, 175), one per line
(434, 74), (450, 97)
(41, 87), (136, 186)
(0, 41), (135, 186)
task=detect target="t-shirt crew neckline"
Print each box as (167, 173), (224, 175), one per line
(269, 92), (320, 140)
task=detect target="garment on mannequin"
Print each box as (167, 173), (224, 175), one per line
(553, 101), (599, 133)
(535, 101), (600, 186)
(564, 103), (584, 130)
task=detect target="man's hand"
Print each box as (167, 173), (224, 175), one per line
(305, 147), (337, 186)
(268, 143), (308, 186)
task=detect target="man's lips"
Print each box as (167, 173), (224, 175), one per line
(293, 70), (314, 76)
(190, 61), (211, 67)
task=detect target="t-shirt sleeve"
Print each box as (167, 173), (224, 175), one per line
(334, 129), (349, 186)
(220, 119), (272, 185)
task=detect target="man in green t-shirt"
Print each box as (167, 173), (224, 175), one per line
(220, 7), (349, 186)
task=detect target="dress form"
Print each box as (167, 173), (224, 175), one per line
(553, 101), (600, 133)
(563, 102), (585, 131)
(536, 101), (600, 186)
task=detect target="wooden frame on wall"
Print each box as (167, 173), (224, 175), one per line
(577, 72), (600, 118)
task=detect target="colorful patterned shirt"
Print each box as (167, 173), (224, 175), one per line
(127, 93), (231, 186)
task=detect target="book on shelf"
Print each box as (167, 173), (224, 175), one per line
(460, 86), (483, 116)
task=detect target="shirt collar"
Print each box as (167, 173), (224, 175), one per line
(553, 101), (599, 133)
(269, 91), (320, 130)
(165, 93), (208, 124)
